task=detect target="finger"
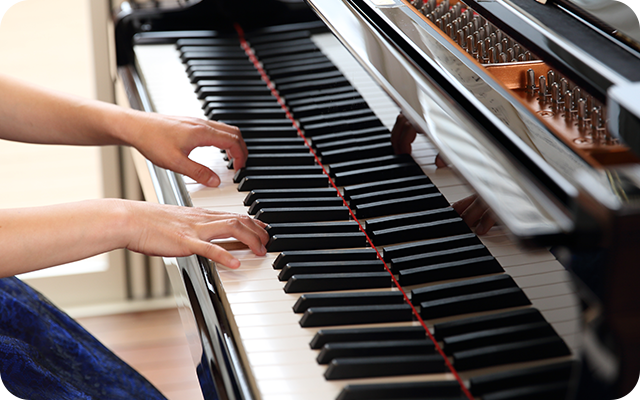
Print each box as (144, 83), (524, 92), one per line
(435, 154), (448, 168)
(191, 240), (241, 269)
(451, 195), (477, 215)
(391, 114), (405, 151)
(476, 211), (497, 235)
(177, 157), (221, 187)
(237, 215), (270, 245)
(206, 219), (268, 256)
(206, 122), (248, 170)
(459, 198), (488, 229)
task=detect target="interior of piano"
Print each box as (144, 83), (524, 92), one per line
(404, 0), (640, 168)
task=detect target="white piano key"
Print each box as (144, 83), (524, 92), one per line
(234, 312), (302, 328)
(242, 336), (314, 353)
(230, 300), (295, 316)
(503, 260), (565, 277)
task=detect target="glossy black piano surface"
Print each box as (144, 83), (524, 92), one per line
(114, 0), (640, 399)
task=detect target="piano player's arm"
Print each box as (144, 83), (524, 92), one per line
(0, 73), (248, 187)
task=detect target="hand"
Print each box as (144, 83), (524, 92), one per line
(452, 194), (496, 235)
(124, 112), (248, 187)
(391, 113), (418, 154)
(123, 201), (269, 269)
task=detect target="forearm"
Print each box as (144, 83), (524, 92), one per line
(0, 199), (129, 277)
(0, 73), (133, 146)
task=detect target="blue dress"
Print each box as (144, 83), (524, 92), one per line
(0, 277), (167, 400)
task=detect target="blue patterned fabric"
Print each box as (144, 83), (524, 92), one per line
(0, 277), (167, 400)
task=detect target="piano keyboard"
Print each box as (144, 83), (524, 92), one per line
(133, 24), (581, 400)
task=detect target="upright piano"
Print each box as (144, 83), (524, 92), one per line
(114, 0), (640, 399)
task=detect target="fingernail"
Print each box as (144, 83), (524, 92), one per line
(206, 176), (220, 187)
(260, 245), (267, 254)
(476, 222), (487, 235)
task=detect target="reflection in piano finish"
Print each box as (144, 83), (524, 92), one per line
(114, 0), (640, 399)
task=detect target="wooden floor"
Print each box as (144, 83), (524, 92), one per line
(77, 308), (205, 400)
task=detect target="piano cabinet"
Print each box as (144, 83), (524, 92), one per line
(114, 0), (640, 398)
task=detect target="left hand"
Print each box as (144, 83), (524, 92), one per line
(123, 112), (248, 187)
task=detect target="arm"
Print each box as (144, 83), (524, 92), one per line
(0, 199), (269, 278)
(0, 73), (247, 186)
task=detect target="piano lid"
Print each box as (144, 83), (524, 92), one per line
(306, 0), (640, 245)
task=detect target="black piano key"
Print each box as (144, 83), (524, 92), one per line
(299, 303), (412, 326)
(284, 272), (391, 293)
(275, 69), (345, 86)
(279, 260), (385, 281)
(177, 38), (242, 47)
(317, 339), (436, 365)
(469, 360), (576, 397)
(482, 381), (571, 400)
(398, 256), (504, 286)
(180, 51), (248, 61)
(310, 326), (426, 349)
(219, 119), (293, 128)
(298, 108), (374, 126)
(303, 115), (383, 137)
(202, 95), (275, 105)
(237, 174), (329, 191)
(242, 137), (305, 145)
(292, 290), (403, 313)
(266, 221), (360, 236)
(328, 154), (415, 175)
(243, 187), (336, 206)
(267, 232), (367, 252)
(249, 197), (343, 215)
(278, 76), (351, 96)
(370, 218), (472, 246)
(208, 109), (287, 120)
(189, 65), (257, 75)
(308, 126), (388, 147)
(348, 183), (437, 207)
(320, 143), (395, 164)
(197, 85), (272, 98)
(355, 193), (450, 219)
(365, 208), (461, 238)
(419, 287), (531, 320)
(342, 175), (431, 198)
(382, 233), (481, 262)
(190, 70), (261, 82)
(195, 79), (262, 88)
(283, 85), (357, 101)
(251, 37), (315, 51)
(336, 381), (464, 400)
(452, 336), (571, 371)
(393, 244), (492, 272)
(254, 43), (320, 58)
(255, 206), (350, 223)
(291, 98), (369, 119)
(287, 90), (363, 108)
(243, 153), (316, 167)
(443, 321), (557, 355)
(324, 354), (445, 380)
(314, 133), (391, 153)
(178, 44), (243, 51)
(204, 102), (281, 115)
(245, 30), (311, 45)
(411, 274), (517, 304)
(260, 52), (327, 68)
(239, 126), (299, 138)
(267, 61), (337, 79)
(245, 144), (309, 154)
(334, 163), (423, 187)
(273, 248), (378, 270)
(186, 59), (252, 67)
(433, 308), (546, 341)
(234, 166), (323, 183)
